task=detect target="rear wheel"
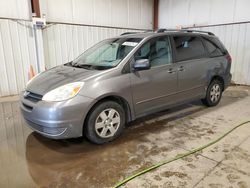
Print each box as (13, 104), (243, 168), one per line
(84, 101), (125, 144)
(202, 79), (223, 107)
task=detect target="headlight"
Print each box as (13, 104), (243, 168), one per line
(42, 82), (84, 102)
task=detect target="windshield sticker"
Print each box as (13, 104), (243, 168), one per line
(122, 41), (138, 47)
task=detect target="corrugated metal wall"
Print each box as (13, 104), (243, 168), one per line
(0, 19), (38, 97)
(40, 0), (153, 30)
(190, 24), (250, 85)
(159, 0), (250, 28)
(42, 24), (142, 69)
(0, 0), (31, 20)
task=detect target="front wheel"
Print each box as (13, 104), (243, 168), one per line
(202, 79), (223, 107)
(84, 101), (125, 144)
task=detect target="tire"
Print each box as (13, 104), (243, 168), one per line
(84, 101), (125, 144)
(201, 79), (223, 107)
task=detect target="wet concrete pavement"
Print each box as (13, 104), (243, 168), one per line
(0, 86), (250, 188)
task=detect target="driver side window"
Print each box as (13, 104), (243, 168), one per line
(134, 36), (172, 67)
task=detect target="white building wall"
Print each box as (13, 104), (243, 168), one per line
(0, 0), (38, 97)
(159, 0), (250, 28)
(0, 0), (31, 20)
(0, 19), (38, 97)
(40, 0), (153, 30)
(159, 0), (250, 85)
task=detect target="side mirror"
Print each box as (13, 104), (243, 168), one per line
(133, 59), (150, 71)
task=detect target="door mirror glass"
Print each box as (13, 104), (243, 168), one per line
(133, 59), (150, 70)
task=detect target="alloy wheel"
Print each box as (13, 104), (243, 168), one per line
(95, 108), (121, 138)
(210, 84), (221, 103)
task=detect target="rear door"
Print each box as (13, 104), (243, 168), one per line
(172, 34), (208, 101)
(130, 36), (178, 117)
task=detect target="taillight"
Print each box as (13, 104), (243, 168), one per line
(226, 54), (232, 63)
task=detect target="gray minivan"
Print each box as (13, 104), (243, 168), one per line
(21, 29), (232, 144)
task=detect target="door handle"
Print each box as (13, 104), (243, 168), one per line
(178, 66), (185, 72)
(167, 68), (176, 74)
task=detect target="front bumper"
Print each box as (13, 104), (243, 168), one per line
(20, 93), (95, 139)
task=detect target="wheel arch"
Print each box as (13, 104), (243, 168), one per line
(209, 75), (225, 91)
(83, 95), (133, 130)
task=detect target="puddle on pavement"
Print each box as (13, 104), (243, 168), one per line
(0, 88), (248, 187)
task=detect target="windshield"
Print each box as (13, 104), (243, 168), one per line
(69, 38), (142, 70)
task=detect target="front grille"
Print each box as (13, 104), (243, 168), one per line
(24, 91), (43, 102)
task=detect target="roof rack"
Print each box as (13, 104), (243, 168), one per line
(156, 28), (215, 36)
(120, 30), (153, 36)
(120, 32), (140, 36)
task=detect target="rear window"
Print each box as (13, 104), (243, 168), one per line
(173, 36), (206, 62)
(203, 38), (224, 57)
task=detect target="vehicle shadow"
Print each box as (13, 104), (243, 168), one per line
(25, 89), (249, 187)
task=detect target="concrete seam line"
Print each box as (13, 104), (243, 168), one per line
(112, 120), (250, 188)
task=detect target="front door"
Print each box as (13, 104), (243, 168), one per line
(130, 36), (178, 117)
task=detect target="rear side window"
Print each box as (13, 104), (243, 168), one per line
(203, 38), (224, 57)
(135, 36), (172, 67)
(173, 36), (205, 62)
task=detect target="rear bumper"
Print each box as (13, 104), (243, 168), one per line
(20, 93), (95, 139)
(224, 73), (232, 90)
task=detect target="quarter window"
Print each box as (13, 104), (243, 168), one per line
(203, 38), (224, 57)
(173, 36), (205, 62)
(134, 36), (172, 67)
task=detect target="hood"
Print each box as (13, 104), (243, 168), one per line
(26, 65), (100, 95)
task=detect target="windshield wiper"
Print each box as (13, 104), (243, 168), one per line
(67, 62), (114, 70)
(102, 60), (116, 62)
(70, 63), (94, 70)
(64, 61), (74, 66)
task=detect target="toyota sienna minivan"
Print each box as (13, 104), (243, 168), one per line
(21, 29), (232, 144)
